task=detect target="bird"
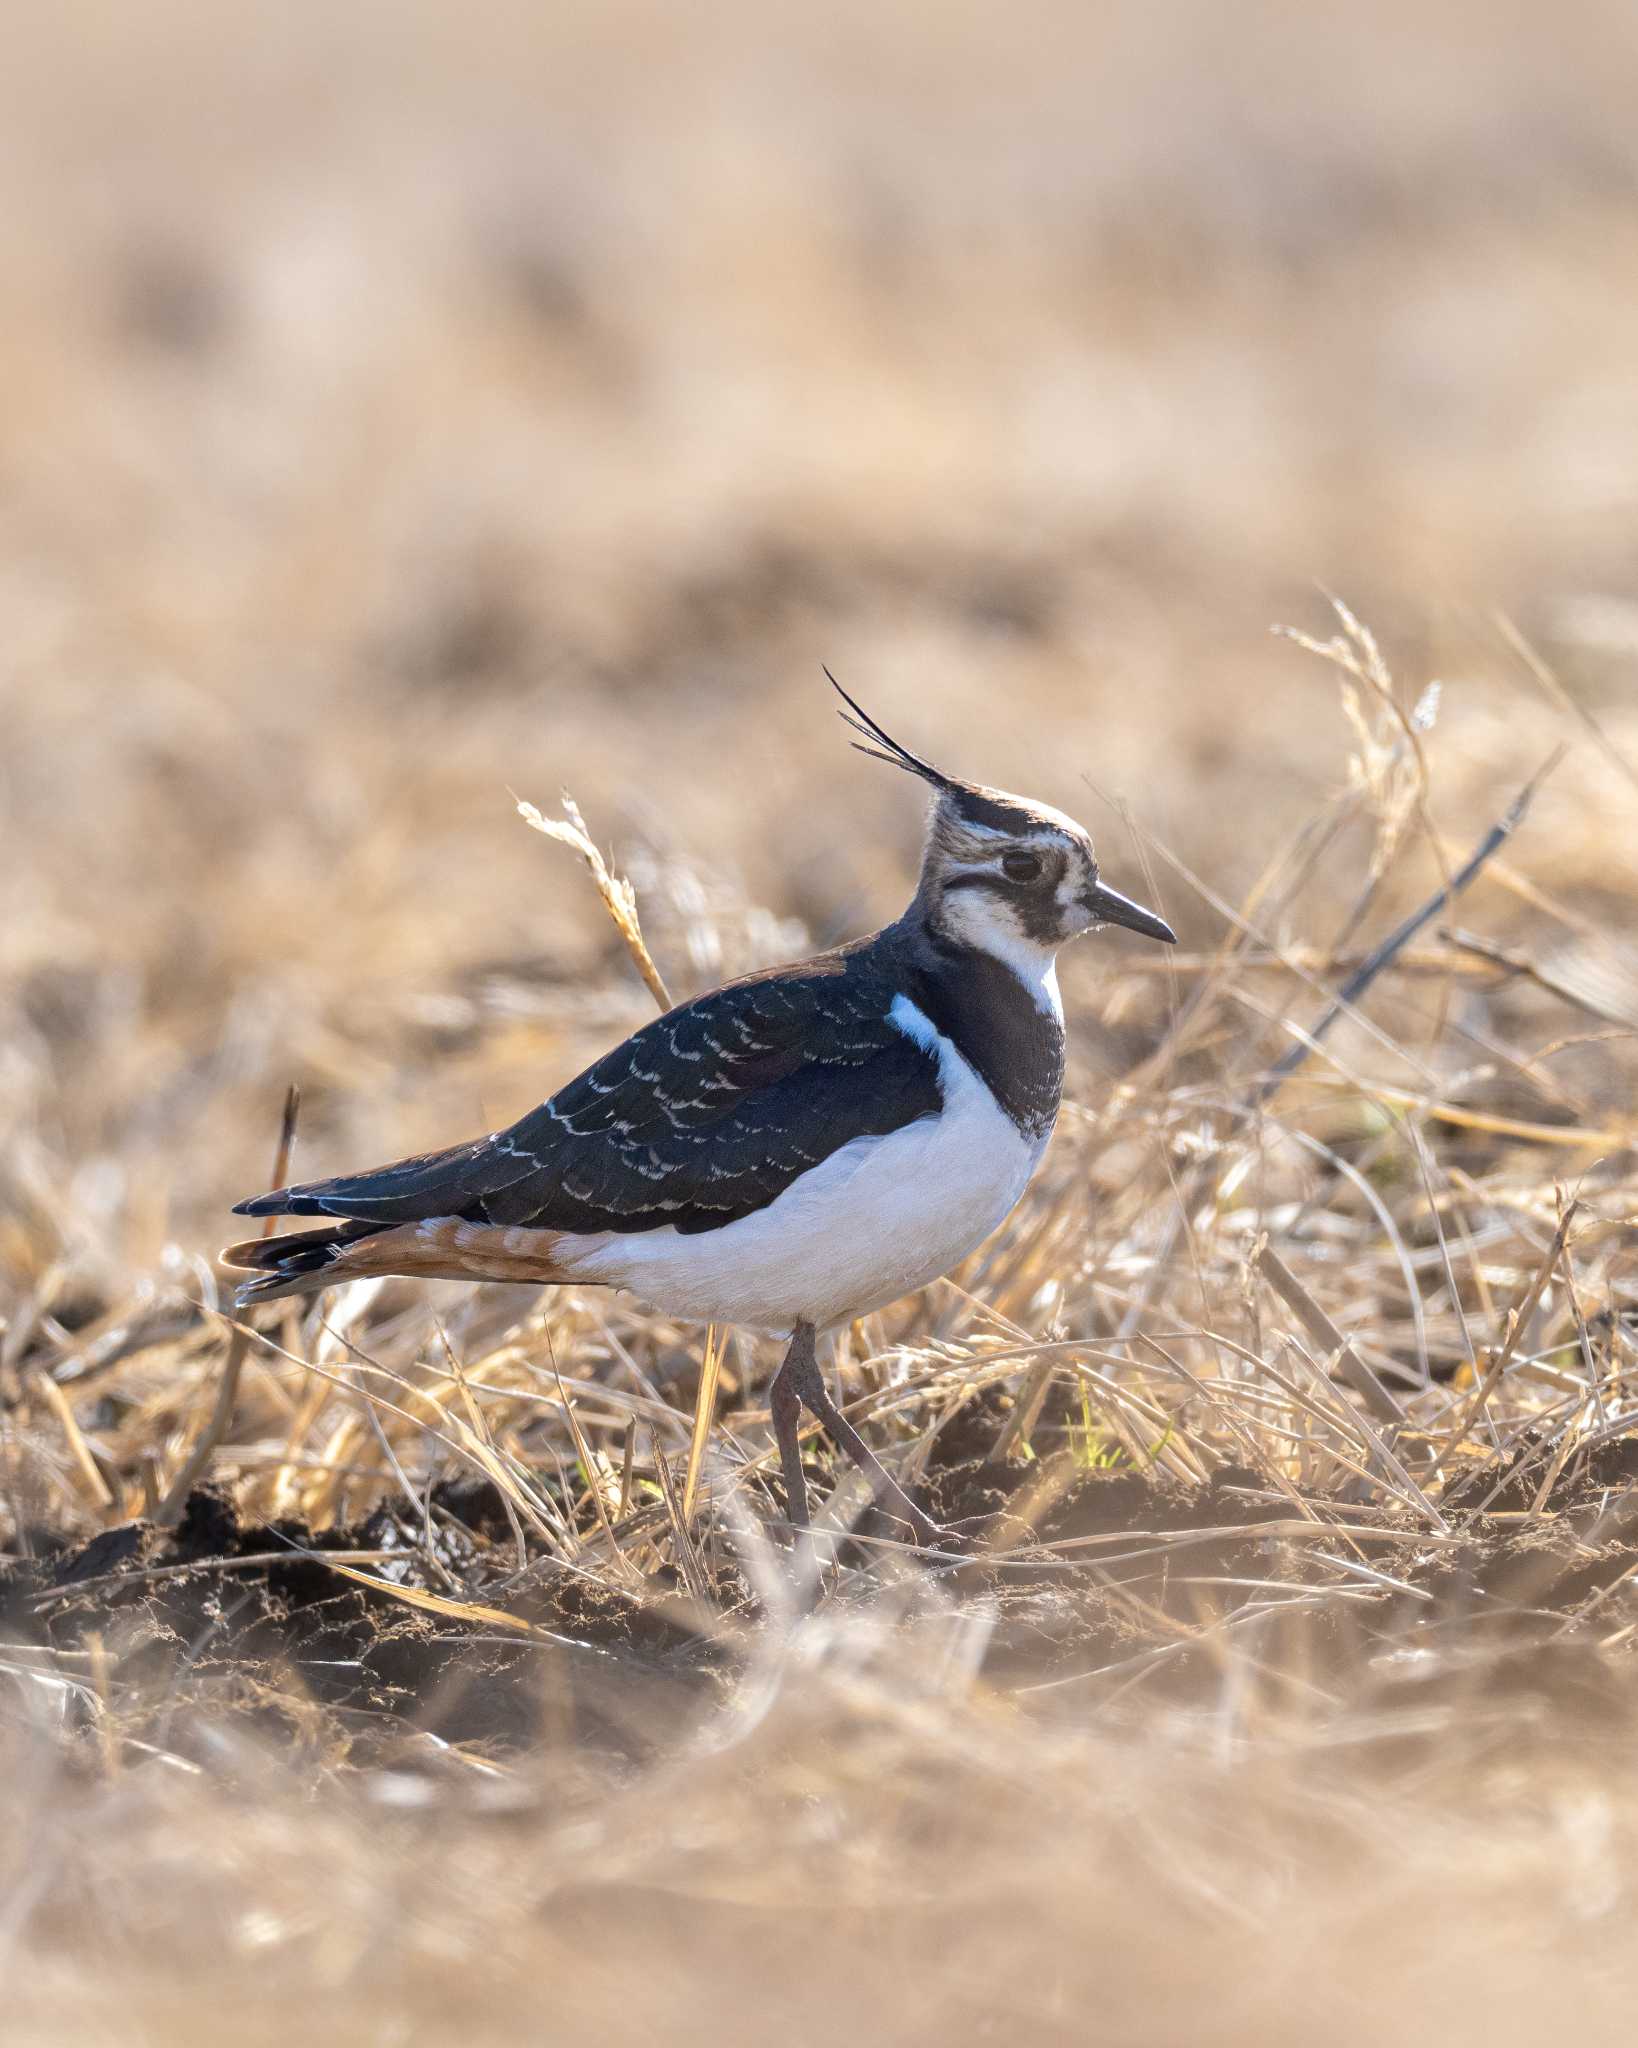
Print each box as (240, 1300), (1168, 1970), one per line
(223, 679), (1176, 1553)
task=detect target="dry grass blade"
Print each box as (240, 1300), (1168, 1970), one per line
(27, 1549), (405, 1609)
(319, 1559), (544, 1636)
(989, 1350), (1059, 1461)
(1498, 611), (1638, 797)
(238, 1314), (567, 1548)
(681, 1324), (726, 1523)
(649, 1427), (710, 1601)
(1444, 1195), (1583, 1458)
(1442, 925), (1638, 1030)
(516, 790), (673, 1010)
(1322, 1083), (1630, 1148)
(549, 1348), (637, 1577)
(156, 1083), (301, 1528)
(30, 1369), (115, 1511)
(436, 1321), (563, 1556)
(1253, 1242), (1405, 1425)
(1257, 747), (1564, 1099)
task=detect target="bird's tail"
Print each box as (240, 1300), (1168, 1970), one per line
(221, 1216), (587, 1307)
(220, 1222), (381, 1306)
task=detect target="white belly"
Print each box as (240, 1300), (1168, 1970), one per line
(566, 998), (1047, 1335)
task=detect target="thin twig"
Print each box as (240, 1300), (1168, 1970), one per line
(158, 1083), (301, 1527)
(1444, 1196), (1582, 1461)
(1258, 749), (1565, 1099)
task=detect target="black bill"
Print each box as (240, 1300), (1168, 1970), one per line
(1084, 881), (1177, 944)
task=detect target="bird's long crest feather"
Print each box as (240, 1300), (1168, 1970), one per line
(824, 667), (955, 792)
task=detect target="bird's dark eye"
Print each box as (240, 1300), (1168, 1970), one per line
(1000, 850), (1043, 883)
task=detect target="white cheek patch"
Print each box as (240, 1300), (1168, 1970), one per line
(941, 887), (1021, 949)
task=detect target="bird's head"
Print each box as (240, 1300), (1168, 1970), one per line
(830, 671), (1176, 980)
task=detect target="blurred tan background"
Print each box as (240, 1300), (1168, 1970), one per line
(3, 0), (1638, 1290)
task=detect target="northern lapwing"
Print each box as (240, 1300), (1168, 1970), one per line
(224, 680), (1176, 1552)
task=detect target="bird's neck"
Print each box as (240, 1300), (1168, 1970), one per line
(891, 903), (1066, 1142)
(911, 875), (1064, 1019)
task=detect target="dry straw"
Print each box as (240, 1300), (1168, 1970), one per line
(4, 611), (1638, 2046)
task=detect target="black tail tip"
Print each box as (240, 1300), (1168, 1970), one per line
(231, 1272), (311, 1309)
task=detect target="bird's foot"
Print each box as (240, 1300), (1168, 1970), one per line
(890, 1504), (979, 1558)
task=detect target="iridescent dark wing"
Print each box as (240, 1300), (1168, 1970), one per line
(233, 952), (942, 1237)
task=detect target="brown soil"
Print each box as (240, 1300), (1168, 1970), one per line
(1, 1482), (736, 1773)
(12, 1404), (1637, 1771)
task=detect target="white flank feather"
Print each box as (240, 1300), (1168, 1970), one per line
(558, 997), (1046, 1334)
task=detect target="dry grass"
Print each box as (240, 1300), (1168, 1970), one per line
(5, 3), (1638, 2041)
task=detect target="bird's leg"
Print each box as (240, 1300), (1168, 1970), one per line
(768, 1325), (813, 1554)
(787, 1329), (959, 1554)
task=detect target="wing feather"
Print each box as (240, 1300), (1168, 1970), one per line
(233, 948), (942, 1236)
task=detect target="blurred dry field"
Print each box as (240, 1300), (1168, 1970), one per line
(5, 2), (1638, 2042)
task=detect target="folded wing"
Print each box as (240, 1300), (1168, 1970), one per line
(232, 955), (942, 1239)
